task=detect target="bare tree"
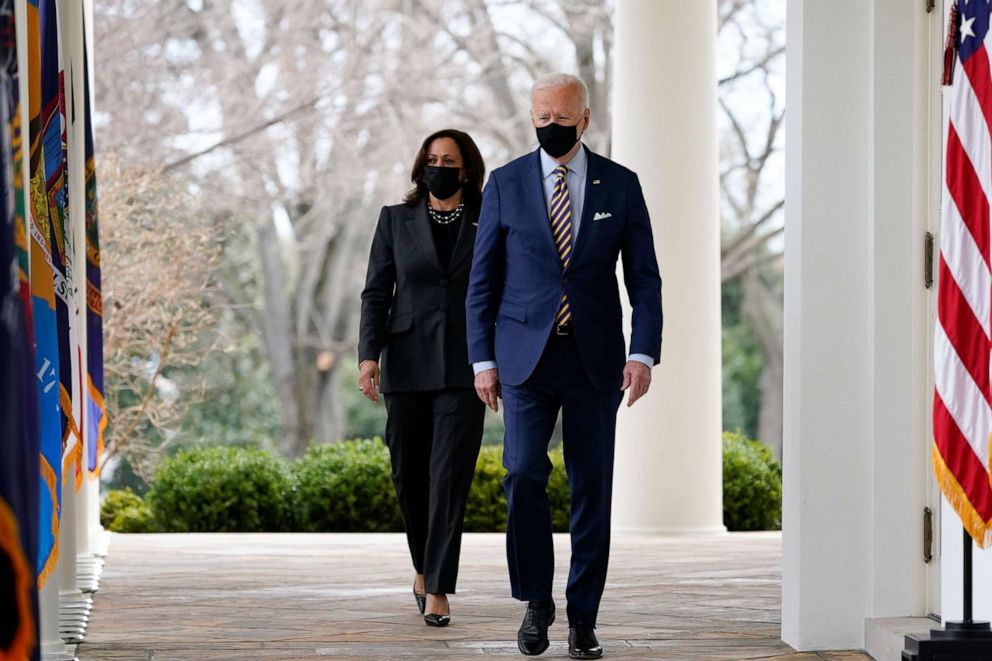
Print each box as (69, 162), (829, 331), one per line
(99, 156), (220, 478)
(95, 0), (613, 457)
(95, 0), (783, 460)
(717, 0), (785, 457)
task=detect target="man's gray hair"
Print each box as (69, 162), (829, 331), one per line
(531, 73), (590, 110)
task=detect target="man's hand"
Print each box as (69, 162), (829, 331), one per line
(358, 360), (380, 403)
(621, 361), (651, 407)
(475, 368), (501, 412)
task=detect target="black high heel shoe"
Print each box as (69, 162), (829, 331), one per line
(424, 594), (450, 627)
(413, 583), (426, 615)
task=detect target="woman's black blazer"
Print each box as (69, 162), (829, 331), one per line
(358, 199), (479, 393)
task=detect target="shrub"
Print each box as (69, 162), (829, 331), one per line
(723, 430), (782, 531)
(465, 445), (570, 533)
(290, 438), (402, 532)
(136, 438), (711, 534)
(547, 447), (571, 532)
(465, 446), (507, 532)
(147, 446), (292, 532)
(100, 488), (157, 533)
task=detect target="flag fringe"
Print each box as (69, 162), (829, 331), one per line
(59, 381), (84, 491)
(87, 375), (106, 480)
(932, 441), (992, 549)
(37, 454), (60, 589)
(59, 382), (80, 449)
(64, 439), (83, 492)
(37, 538), (59, 589)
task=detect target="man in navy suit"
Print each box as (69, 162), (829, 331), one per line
(467, 73), (662, 659)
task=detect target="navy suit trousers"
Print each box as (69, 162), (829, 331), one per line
(501, 330), (623, 627)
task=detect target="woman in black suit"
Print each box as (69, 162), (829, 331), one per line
(358, 129), (486, 627)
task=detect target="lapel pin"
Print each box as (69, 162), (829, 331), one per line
(592, 179), (601, 184)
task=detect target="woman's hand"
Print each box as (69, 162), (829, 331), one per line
(359, 360), (381, 402)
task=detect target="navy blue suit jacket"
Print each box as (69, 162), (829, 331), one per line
(466, 146), (663, 390)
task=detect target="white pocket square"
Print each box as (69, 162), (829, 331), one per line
(593, 211), (613, 221)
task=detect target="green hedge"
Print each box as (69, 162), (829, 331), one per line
(291, 439), (402, 532)
(722, 430), (782, 531)
(464, 445), (569, 533)
(100, 487), (156, 533)
(147, 446), (293, 532)
(464, 445), (509, 532)
(105, 432), (781, 533)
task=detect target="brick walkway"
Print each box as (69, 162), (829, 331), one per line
(77, 532), (869, 660)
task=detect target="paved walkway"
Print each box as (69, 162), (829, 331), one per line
(78, 532), (869, 660)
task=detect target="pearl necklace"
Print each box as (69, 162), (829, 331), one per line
(428, 199), (464, 225)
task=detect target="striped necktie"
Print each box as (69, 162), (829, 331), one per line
(550, 164), (572, 328)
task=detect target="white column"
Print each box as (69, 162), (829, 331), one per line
(65, 0), (106, 579)
(63, 0), (86, 565)
(610, 0), (725, 534)
(783, 0), (873, 650)
(54, 0), (93, 643)
(57, 474), (90, 644)
(80, 0), (108, 562)
(58, 0), (92, 642)
(38, 580), (74, 660)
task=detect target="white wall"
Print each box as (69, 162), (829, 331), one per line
(941, 503), (992, 620)
(784, 0), (933, 650)
(868, 0), (931, 621)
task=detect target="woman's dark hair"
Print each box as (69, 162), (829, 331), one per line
(404, 129), (485, 205)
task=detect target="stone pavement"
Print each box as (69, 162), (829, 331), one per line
(77, 532), (870, 660)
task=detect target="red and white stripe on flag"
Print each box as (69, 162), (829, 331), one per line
(935, 0), (992, 548)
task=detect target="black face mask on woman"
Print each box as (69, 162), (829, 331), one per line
(536, 121), (582, 159)
(422, 165), (463, 200)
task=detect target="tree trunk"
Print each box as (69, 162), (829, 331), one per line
(258, 220), (309, 457)
(313, 361), (343, 445)
(756, 339), (783, 459)
(742, 272), (783, 459)
(566, 1), (611, 148)
(465, 0), (530, 147)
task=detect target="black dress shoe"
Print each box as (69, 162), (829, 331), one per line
(568, 626), (603, 659)
(424, 594), (450, 627)
(424, 612), (450, 627)
(413, 585), (426, 615)
(517, 601), (555, 656)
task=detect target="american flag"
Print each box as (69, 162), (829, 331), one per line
(936, 0), (992, 548)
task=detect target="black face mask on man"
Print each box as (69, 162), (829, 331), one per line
(422, 165), (463, 200)
(536, 121), (582, 159)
